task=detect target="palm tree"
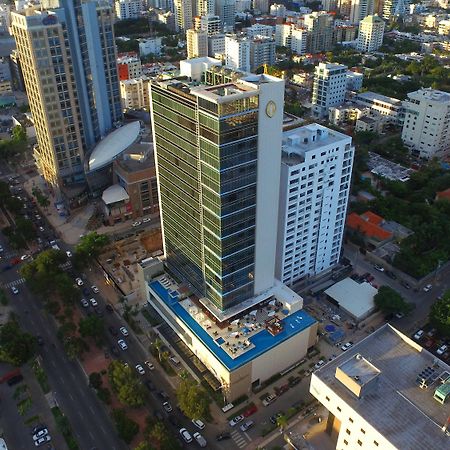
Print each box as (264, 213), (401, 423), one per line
(154, 338), (163, 361)
(276, 414), (288, 433)
(179, 370), (189, 381)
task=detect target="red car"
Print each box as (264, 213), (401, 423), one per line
(243, 404), (257, 417)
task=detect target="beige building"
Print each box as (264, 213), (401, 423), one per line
(356, 14), (385, 53)
(304, 12), (334, 53)
(187, 28), (208, 58)
(120, 77), (150, 110)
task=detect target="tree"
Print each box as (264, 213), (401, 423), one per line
(374, 286), (410, 315)
(134, 442), (156, 450)
(112, 409), (139, 444)
(74, 232), (109, 266)
(176, 378), (210, 420)
(276, 414), (288, 432)
(89, 372), (103, 389)
(153, 338), (163, 361)
(79, 315), (104, 344)
(148, 420), (167, 442)
(108, 360), (145, 407)
(429, 293), (450, 337)
(0, 319), (36, 366)
(63, 336), (88, 360)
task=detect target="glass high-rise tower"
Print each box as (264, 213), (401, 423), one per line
(150, 67), (285, 313)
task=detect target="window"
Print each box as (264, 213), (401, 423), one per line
(337, 406), (341, 412)
(374, 441), (379, 447)
(360, 429), (365, 434)
(343, 440), (348, 445)
(349, 418), (354, 423)
(325, 396), (330, 401)
(346, 429), (351, 435)
(357, 440), (362, 446)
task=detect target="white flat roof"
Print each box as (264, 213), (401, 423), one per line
(102, 184), (129, 205)
(88, 121), (141, 172)
(325, 278), (377, 320)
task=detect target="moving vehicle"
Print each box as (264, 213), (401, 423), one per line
(314, 360), (325, 370)
(179, 428), (192, 443)
(11, 286), (19, 295)
(423, 284), (432, 292)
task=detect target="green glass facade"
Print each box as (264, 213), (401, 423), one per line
(151, 82), (260, 311)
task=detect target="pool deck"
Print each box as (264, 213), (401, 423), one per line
(148, 277), (316, 371)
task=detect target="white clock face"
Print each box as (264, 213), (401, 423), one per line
(266, 101), (277, 118)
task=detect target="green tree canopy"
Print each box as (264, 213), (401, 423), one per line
(0, 319), (36, 366)
(112, 408), (139, 444)
(78, 315), (104, 344)
(74, 232), (109, 267)
(176, 378), (210, 420)
(429, 293), (450, 337)
(108, 360), (145, 407)
(374, 286), (410, 315)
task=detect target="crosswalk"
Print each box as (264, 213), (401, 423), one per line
(3, 277), (26, 289)
(231, 430), (250, 449)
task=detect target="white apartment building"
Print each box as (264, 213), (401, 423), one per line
(270, 3), (287, 17)
(401, 88), (450, 159)
(117, 55), (142, 80)
(197, 0), (215, 16)
(438, 19), (450, 35)
(276, 124), (354, 286)
(354, 91), (404, 124)
(208, 33), (226, 57)
(275, 24), (307, 55)
(138, 37), (163, 56)
(349, 0), (374, 24)
(115, 0), (143, 19)
(310, 324), (450, 450)
(356, 14), (385, 53)
(0, 3), (10, 34)
(250, 36), (276, 72)
(120, 76), (150, 110)
(187, 29), (208, 58)
(225, 35), (251, 72)
(197, 14), (221, 35)
(312, 63), (348, 118)
(346, 70), (363, 91)
(245, 23), (274, 38)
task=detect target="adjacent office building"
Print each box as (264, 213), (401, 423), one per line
(115, 0), (143, 19)
(216, 0), (235, 31)
(310, 324), (450, 450)
(312, 63), (348, 118)
(195, 14), (221, 35)
(11, 0), (122, 192)
(401, 88), (450, 159)
(356, 14), (385, 52)
(187, 28), (208, 58)
(354, 91), (404, 125)
(276, 124), (354, 286)
(144, 59), (318, 400)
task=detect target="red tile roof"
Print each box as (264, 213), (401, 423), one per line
(347, 211), (393, 241)
(436, 188), (450, 201)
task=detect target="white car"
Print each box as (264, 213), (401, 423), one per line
(135, 364), (145, 375)
(80, 298), (89, 308)
(142, 217), (151, 223)
(414, 330), (424, 340)
(75, 277), (83, 286)
(163, 401), (173, 413)
(32, 428), (48, 441)
(341, 342), (353, 352)
(229, 414), (244, 427)
(373, 264), (384, 272)
(192, 419), (205, 430)
(91, 285), (99, 294)
(66, 251), (72, 258)
(39, 226), (44, 232)
(314, 360), (325, 370)
(179, 428), (192, 443)
(119, 326), (129, 336)
(145, 360), (154, 371)
(34, 435), (51, 447)
(20, 254), (30, 261)
(423, 284), (432, 292)
(118, 339), (128, 350)
(193, 432), (207, 448)
(132, 221), (142, 227)
(262, 393), (277, 406)
(11, 286), (19, 295)
(437, 344), (448, 356)
(89, 298), (98, 307)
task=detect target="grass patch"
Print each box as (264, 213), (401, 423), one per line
(17, 397), (33, 416)
(142, 308), (161, 326)
(51, 406), (79, 450)
(227, 402), (255, 421)
(25, 414), (40, 426)
(32, 359), (50, 394)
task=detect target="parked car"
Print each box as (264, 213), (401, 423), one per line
(75, 277), (83, 286)
(91, 285), (99, 294)
(21, 254), (30, 261)
(341, 342), (354, 352)
(240, 420), (254, 432)
(66, 251), (72, 258)
(135, 364), (145, 375)
(192, 419), (205, 430)
(34, 435), (51, 447)
(314, 360), (325, 370)
(262, 393), (277, 406)
(229, 414), (244, 427)
(400, 281), (411, 289)
(32, 425), (47, 435)
(145, 360), (154, 370)
(142, 217), (152, 223)
(437, 344), (448, 356)
(373, 264), (384, 272)
(132, 221), (142, 227)
(423, 284), (432, 292)
(414, 330), (424, 340)
(89, 298), (98, 307)
(119, 326), (129, 336)
(193, 432), (207, 447)
(163, 401), (172, 413)
(117, 339), (128, 350)
(80, 298), (89, 308)
(179, 428), (192, 443)
(11, 286), (19, 295)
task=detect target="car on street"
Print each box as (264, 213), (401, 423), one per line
(395, 312), (404, 319)
(262, 393), (277, 406)
(81, 298), (89, 308)
(33, 428), (49, 441)
(145, 360), (154, 370)
(163, 401), (172, 413)
(216, 432), (231, 441)
(135, 364), (145, 375)
(142, 217), (151, 223)
(229, 414), (244, 427)
(314, 359), (325, 370)
(34, 435), (51, 447)
(193, 432), (207, 447)
(11, 286), (19, 295)
(32, 425), (47, 435)
(179, 428), (192, 443)
(20, 254), (30, 261)
(108, 326), (118, 336)
(373, 264), (384, 272)
(240, 420), (254, 432)
(75, 277), (83, 286)
(132, 221), (142, 227)
(66, 251), (72, 258)
(341, 342), (353, 352)
(414, 330), (424, 340)
(89, 298), (98, 307)
(423, 284), (432, 292)
(119, 326), (129, 336)
(437, 344), (448, 355)
(385, 270), (397, 279)
(91, 285), (99, 294)
(118, 339), (128, 350)
(192, 419), (205, 430)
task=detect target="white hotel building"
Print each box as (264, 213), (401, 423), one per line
(276, 124), (354, 286)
